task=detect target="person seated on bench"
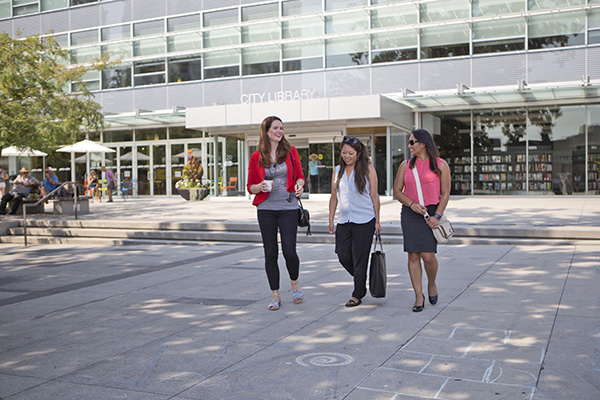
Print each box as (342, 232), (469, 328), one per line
(0, 167), (39, 215)
(41, 166), (59, 198)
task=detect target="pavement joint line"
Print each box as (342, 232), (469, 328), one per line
(0, 243), (259, 307)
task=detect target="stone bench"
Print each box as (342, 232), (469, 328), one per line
(51, 197), (90, 214)
(16, 198), (45, 214)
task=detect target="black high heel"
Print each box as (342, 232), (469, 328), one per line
(428, 294), (438, 305)
(412, 294), (425, 312)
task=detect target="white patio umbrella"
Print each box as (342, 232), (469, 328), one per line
(1, 146), (48, 157)
(75, 153), (104, 163)
(1, 146), (48, 175)
(56, 140), (115, 182)
(173, 148), (202, 159)
(120, 151), (149, 161)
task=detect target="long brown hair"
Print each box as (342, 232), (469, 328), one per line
(335, 136), (371, 194)
(409, 129), (441, 177)
(258, 116), (291, 167)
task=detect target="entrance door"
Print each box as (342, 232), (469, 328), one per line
(152, 144), (166, 195)
(308, 142), (335, 194)
(136, 145), (150, 195)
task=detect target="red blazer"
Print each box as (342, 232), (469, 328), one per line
(247, 146), (305, 206)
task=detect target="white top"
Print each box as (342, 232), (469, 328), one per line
(335, 165), (375, 224)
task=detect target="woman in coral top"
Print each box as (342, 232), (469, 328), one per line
(247, 116), (306, 311)
(393, 129), (451, 312)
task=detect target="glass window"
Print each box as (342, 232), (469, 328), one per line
(0, 0), (9, 18)
(590, 9), (600, 29)
(283, 41), (323, 71)
(326, 11), (368, 34)
(282, 0), (322, 16)
(242, 24), (280, 43)
(372, 31), (418, 63)
(371, 4), (418, 28)
(134, 20), (163, 37)
(169, 127), (203, 139)
(71, 47), (100, 63)
(167, 14), (200, 32)
(102, 25), (130, 41)
(587, 105), (600, 194)
(528, 11), (584, 49)
(42, 0), (68, 11)
(528, 0), (583, 11)
(14, 3), (38, 16)
(473, 18), (525, 54)
(242, 3), (278, 22)
(242, 45), (280, 75)
(134, 61), (165, 86)
(102, 42), (132, 59)
(71, 0), (99, 5)
(134, 38), (165, 57)
(204, 8), (238, 27)
(421, 0), (470, 23)
(204, 27), (239, 48)
(421, 24), (469, 59)
(472, 0), (525, 17)
(528, 106), (585, 194)
(136, 128), (166, 141)
(102, 66), (132, 89)
(71, 29), (98, 45)
(168, 57), (201, 82)
(53, 33), (68, 48)
(204, 50), (239, 79)
(72, 70), (100, 92)
(326, 37), (368, 67)
(283, 16), (323, 38)
(104, 130), (133, 142)
(168, 33), (201, 52)
(471, 109), (526, 194)
(325, 0), (367, 11)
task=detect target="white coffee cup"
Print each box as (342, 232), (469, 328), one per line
(263, 178), (273, 192)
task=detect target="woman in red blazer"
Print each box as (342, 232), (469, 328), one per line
(247, 116), (305, 311)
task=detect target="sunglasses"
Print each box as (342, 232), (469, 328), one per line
(342, 136), (359, 145)
(408, 139), (420, 146)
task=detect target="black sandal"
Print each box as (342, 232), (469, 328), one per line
(345, 298), (362, 307)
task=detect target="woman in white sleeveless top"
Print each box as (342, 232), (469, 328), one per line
(328, 136), (381, 307)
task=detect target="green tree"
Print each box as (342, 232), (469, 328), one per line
(0, 32), (107, 156)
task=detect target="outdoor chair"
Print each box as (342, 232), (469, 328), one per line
(220, 177), (238, 193)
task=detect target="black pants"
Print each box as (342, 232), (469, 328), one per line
(0, 193), (25, 214)
(310, 175), (318, 193)
(257, 209), (300, 291)
(335, 218), (376, 300)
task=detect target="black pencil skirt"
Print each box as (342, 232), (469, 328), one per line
(401, 204), (438, 253)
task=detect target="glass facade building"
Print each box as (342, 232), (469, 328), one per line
(2, 0), (600, 196)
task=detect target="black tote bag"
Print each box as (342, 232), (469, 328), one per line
(369, 232), (387, 298)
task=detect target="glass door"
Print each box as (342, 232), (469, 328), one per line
(118, 146), (133, 195)
(171, 143), (185, 195)
(152, 144), (166, 195)
(136, 145), (150, 195)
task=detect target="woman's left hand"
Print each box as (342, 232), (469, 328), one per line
(295, 182), (304, 197)
(375, 222), (382, 234)
(426, 216), (439, 229)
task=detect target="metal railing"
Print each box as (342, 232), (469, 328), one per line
(23, 181), (78, 247)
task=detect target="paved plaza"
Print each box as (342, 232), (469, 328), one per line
(0, 196), (599, 399)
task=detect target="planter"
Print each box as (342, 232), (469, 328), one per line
(178, 187), (209, 201)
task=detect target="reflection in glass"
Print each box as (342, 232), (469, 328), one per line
(168, 57), (201, 83)
(136, 145), (150, 196)
(472, 0), (525, 17)
(152, 145), (167, 195)
(242, 46), (280, 76)
(102, 66), (132, 89)
(528, 11), (585, 49)
(587, 105), (600, 194)
(421, 24), (469, 59)
(326, 37), (368, 67)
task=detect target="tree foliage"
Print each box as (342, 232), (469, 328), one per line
(0, 32), (107, 156)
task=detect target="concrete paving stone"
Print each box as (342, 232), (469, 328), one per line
(5, 380), (170, 400)
(61, 335), (266, 396)
(401, 336), (481, 359)
(357, 368), (448, 398)
(439, 378), (534, 400)
(344, 387), (439, 400)
(0, 373), (46, 398)
(534, 315), (600, 400)
(417, 310), (555, 348)
(178, 341), (384, 400)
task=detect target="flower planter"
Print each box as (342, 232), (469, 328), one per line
(178, 187), (209, 201)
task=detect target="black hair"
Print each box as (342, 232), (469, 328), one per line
(409, 129), (441, 176)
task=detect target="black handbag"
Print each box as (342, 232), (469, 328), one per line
(291, 153), (311, 236)
(369, 232), (386, 298)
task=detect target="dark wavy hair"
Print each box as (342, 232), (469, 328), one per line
(409, 129), (441, 177)
(336, 137), (371, 194)
(258, 116), (291, 168)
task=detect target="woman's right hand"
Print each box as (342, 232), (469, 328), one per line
(410, 202), (427, 216)
(328, 221), (335, 234)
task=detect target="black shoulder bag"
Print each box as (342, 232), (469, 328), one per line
(290, 153), (311, 236)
